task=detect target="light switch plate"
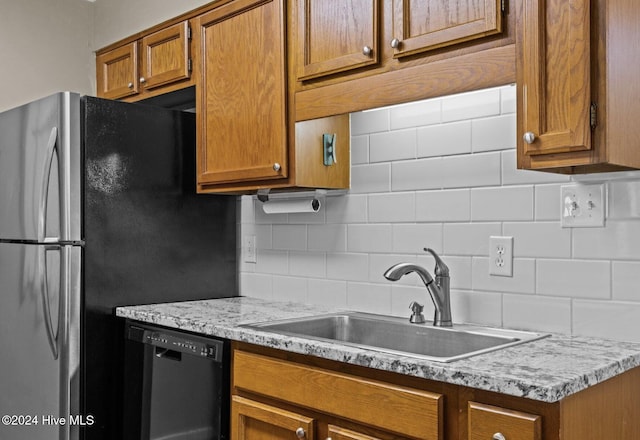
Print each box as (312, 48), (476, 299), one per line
(561, 183), (606, 228)
(489, 236), (513, 277)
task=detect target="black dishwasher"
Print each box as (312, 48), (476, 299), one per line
(122, 321), (230, 440)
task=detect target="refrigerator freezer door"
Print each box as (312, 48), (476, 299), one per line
(0, 92), (81, 243)
(0, 242), (65, 439)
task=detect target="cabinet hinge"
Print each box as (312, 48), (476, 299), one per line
(187, 26), (192, 40)
(501, 0), (507, 13)
(590, 102), (597, 129)
(188, 59), (193, 73)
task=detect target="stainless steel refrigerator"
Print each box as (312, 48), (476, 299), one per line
(0, 92), (237, 440)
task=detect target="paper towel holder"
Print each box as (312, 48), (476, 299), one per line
(257, 189), (328, 214)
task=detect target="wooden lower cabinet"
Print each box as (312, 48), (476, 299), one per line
(468, 402), (541, 440)
(231, 396), (315, 440)
(231, 343), (640, 440)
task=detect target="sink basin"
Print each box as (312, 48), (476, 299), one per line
(243, 312), (549, 362)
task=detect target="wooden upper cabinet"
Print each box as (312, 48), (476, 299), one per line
(140, 21), (191, 90)
(96, 20), (192, 101)
(296, 0), (380, 81)
(232, 396), (315, 440)
(468, 402), (541, 440)
(391, 0), (503, 58)
(193, 0), (288, 189)
(517, 0), (591, 158)
(96, 42), (138, 100)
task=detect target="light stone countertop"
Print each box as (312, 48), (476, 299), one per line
(115, 296), (640, 403)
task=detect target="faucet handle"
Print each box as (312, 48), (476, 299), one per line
(423, 248), (449, 277)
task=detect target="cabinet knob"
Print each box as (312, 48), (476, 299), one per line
(390, 38), (401, 49)
(273, 163), (281, 172)
(127, 82), (134, 89)
(295, 427), (306, 439)
(523, 131), (536, 144)
(139, 77), (146, 84)
(493, 433), (506, 440)
(362, 45), (372, 56)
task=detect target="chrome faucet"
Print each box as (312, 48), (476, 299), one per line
(384, 248), (452, 327)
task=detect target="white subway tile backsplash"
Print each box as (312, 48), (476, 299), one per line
(308, 224), (346, 252)
(500, 84), (517, 114)
(351, 163), (391, 194)
(417, 120), (472, 157)
(347, 282), (392, 314)
(472, 257), (536, 294)
(239, 84), (640, 343)
(537, 259), (611, 299)
(503, 294), (572, 334)
(443, 223), (502, 256)
(326, 195), (368, 224)
(450, 290), (503, 327)
(391, 157), (444, 191)
(351, 135), (369, 165)
(471, 114), (516, 152)
(351, 108), (389, 135)
(347, 224), (393, 253)
(255, 249), (289, 275)
(573, 300), (640, 343)
(440, 152), (502, 188)
(370, 128), (417, 163)
(390, 98), (441, 130)
(369, 193), (415, 223)
(272, 225), (307, 251)
(416, 189), (470, 222)
(609, 181), (640, 219)
(307, 279), (348, 307)
(573, 220), (640, 260)
(612, 261), (640, 301)
(272, 276), (308, 303)
(442, 88), (501, 122)
(471, 186), (534, 221)
(501, 150), (571, 186)
(392, 224), (442, 254)
(503, 222), (571, 258)
(534, 184), (562, 221)
(326, 252), (369, 281)
(289, 251), (326, 278)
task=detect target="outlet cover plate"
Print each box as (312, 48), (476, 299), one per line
(244, 235), (257, 263)
(489, 236), (513, 277)
(561, 183), (606, 228)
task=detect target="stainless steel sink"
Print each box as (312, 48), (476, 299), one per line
(243, 312), (549, 362)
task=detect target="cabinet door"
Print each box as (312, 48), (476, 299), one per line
(296, 0), (380, 81)
(517, 0), (591, 160)
(391, 0), (503, 58)
(232, 396), (315, 440)
(327, 424), (382, 440)
(194, 0), (288, 188)
(96, 42), (138, 99)
(468, 402), (541, 440)
(140, 20), (191, 90)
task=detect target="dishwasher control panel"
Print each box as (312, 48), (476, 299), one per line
(127, 323), (225, 362)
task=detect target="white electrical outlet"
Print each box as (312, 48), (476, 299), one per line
(244, 235), (257, 263)
(489, 236), (513, 277)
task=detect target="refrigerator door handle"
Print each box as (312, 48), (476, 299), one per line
(38, 126), (59, 243)
(40, 244), (60, 360)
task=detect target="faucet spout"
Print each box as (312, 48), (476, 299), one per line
(384, 250), (453, 327)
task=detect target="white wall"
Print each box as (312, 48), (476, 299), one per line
(0, 0), (94, 111)
(238, 84), (640, 343)
(92, 0), (211, 49)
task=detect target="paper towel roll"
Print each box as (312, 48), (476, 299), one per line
(262, 198), (321, 214)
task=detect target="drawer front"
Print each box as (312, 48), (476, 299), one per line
(233, 350), (442, 439)
(468, 402), (541, 440)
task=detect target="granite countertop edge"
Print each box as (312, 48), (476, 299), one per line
(115, 297), (640, 404)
